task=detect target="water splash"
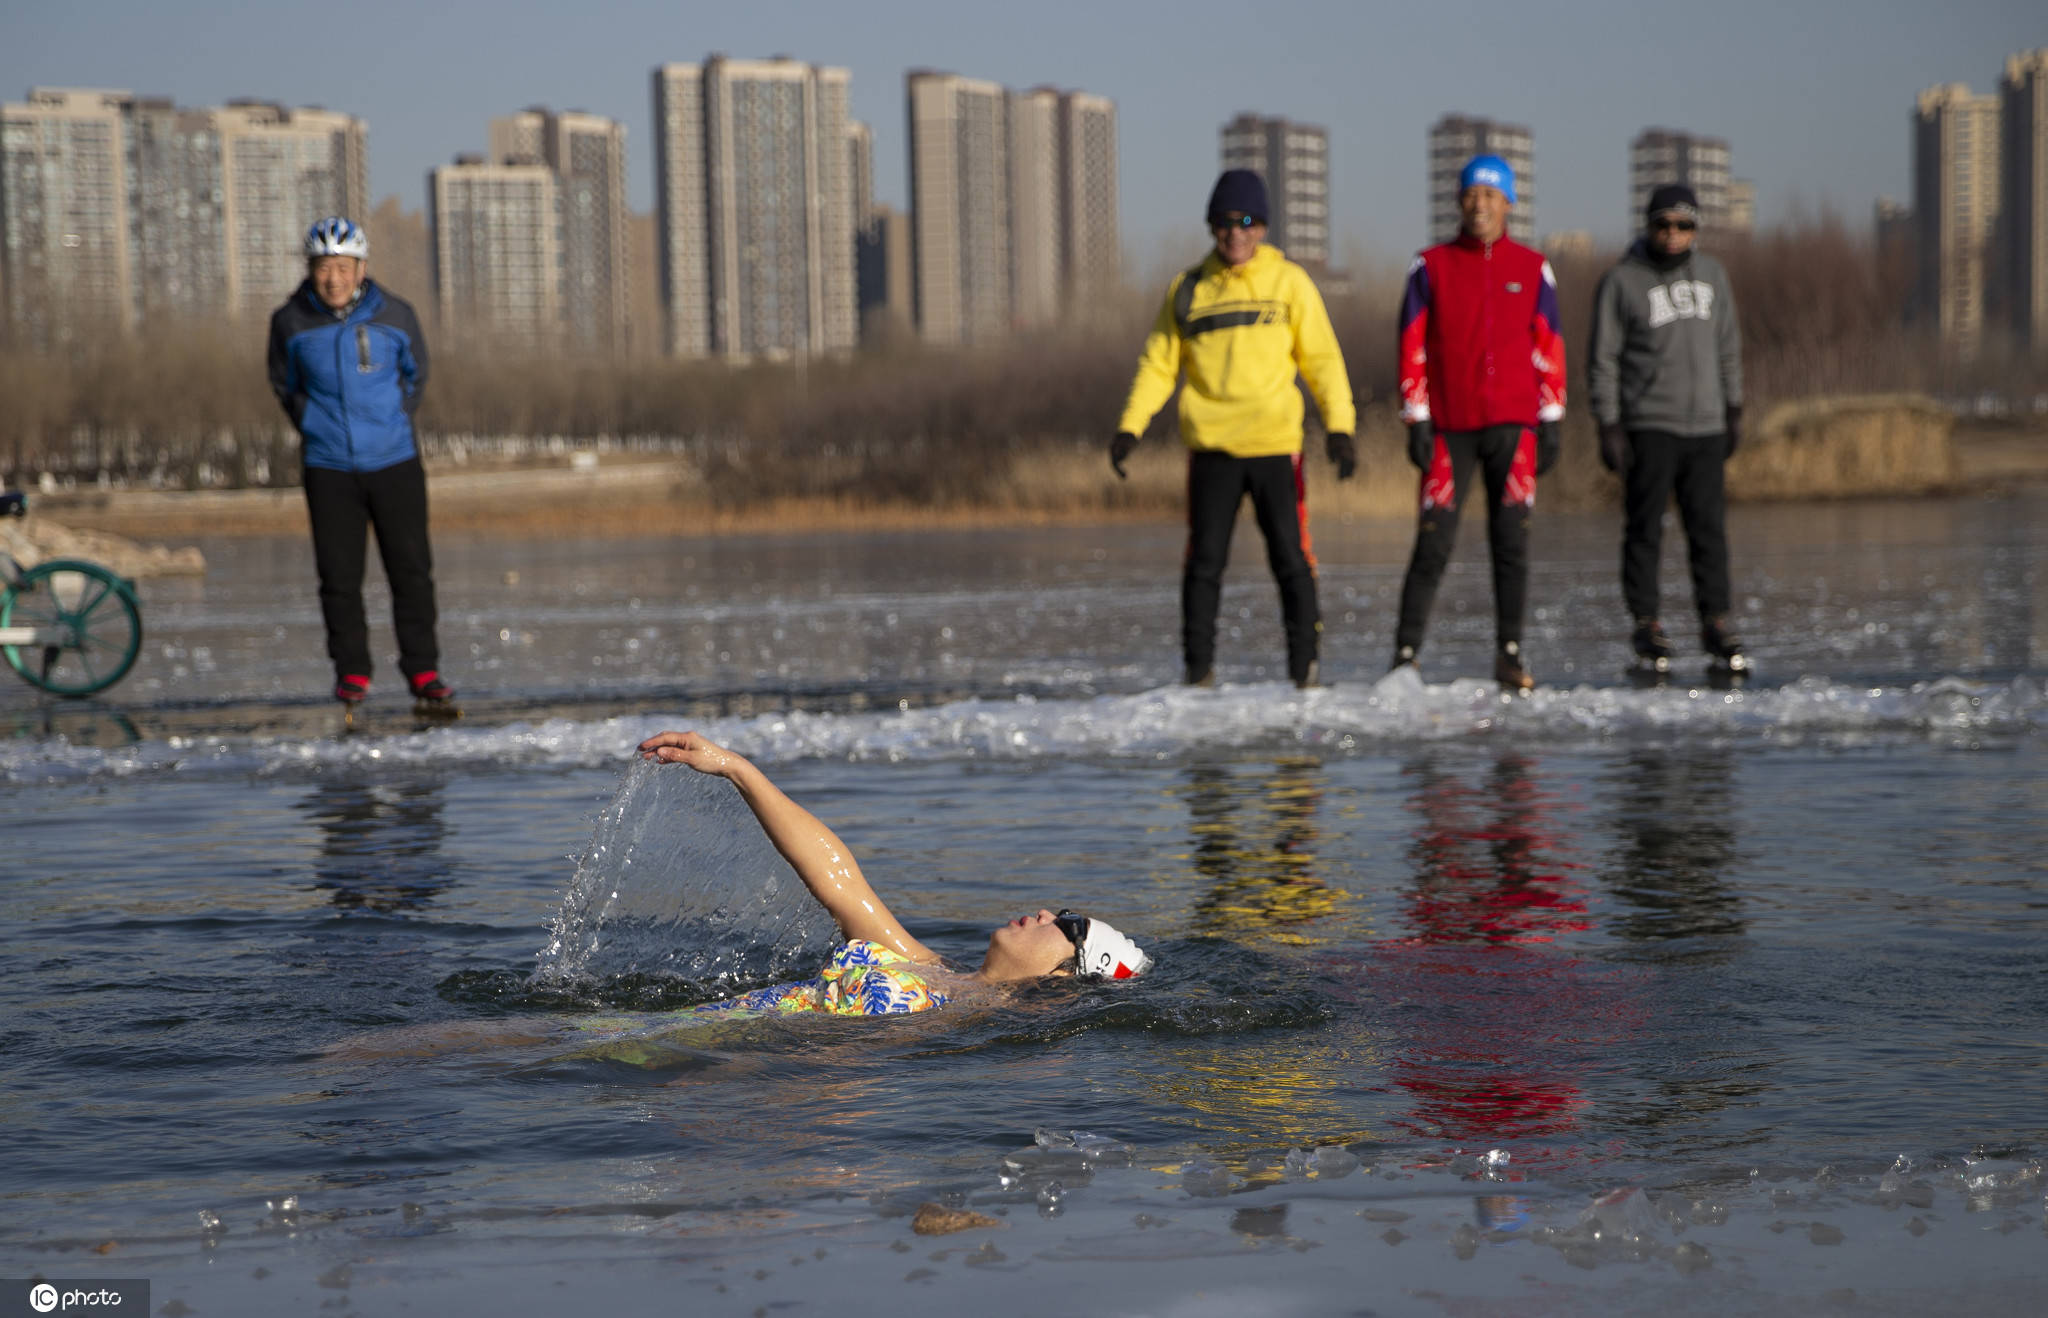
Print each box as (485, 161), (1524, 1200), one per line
(2, 673), (2041, 786)
(530, 757), (835, 996)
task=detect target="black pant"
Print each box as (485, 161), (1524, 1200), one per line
(1183, 451), (1320, 681)
(1622, 430), (1731, 622)
(1394, 425), (1533, 653)
(303, 458), (440, 683)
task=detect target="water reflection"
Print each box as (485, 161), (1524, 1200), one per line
(301, 777), (452, 912)
(1148, 758), (1363, 1149)
(1179, 757), (1338, 942)
(1600, 746), (1747, 948)
(1152, 1037), (1367, 1154)
(1383, 751), (1593, 1143)
(1400, 752), (1591, 946)
(0, 702), (141, 747)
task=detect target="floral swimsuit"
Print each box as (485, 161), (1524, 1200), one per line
(692, 940), (952, 1017)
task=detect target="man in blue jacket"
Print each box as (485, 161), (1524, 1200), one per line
(268, 216), (454, 712)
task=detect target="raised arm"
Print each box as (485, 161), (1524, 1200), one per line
(637, 731), (940, 964)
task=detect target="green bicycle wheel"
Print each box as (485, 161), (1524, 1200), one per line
(1, 558), (144, 697)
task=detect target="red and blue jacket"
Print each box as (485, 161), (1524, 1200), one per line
(1398, 233), (1566, 435)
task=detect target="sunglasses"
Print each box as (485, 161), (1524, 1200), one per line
(1212, 214), (1262, 230)
(1653, 218), (1697, 232)
(1053, 909), (1091, 953)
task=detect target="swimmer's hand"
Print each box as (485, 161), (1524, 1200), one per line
(638, 730), (745, 778)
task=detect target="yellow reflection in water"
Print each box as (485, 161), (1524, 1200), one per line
(1178, 756), (1349, 944)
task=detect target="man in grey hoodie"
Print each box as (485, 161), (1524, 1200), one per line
(1587, 183), (1749, 673)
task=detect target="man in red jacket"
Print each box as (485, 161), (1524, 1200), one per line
(1391, 156), (1567, 690)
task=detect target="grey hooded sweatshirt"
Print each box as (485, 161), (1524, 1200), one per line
(1586, 240), (1743, 438)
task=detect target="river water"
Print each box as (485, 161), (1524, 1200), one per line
(2, 493), (2044, 1316)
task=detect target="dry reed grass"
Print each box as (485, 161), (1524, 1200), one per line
(1730, 395), (1958, 500)
(41, 392), (1985, 542)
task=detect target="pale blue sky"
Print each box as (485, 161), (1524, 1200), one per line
(5, 1), (2041, 271)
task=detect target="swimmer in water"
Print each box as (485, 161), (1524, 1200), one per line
(325, 731), (1153, 1061)
(632, 730), (1151, 1018)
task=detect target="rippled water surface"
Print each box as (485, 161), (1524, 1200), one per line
(3, 494), (2045, 1316)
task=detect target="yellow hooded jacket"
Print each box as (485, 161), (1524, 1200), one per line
(1118, 244), (1356, 458)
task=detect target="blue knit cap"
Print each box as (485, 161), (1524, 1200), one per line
(1459, 155), (1517, 204)
(1206, 169), (1270, 225)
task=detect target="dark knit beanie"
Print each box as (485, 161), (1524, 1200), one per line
(1206, 169), (1269, 225)
(1646, 183), (1701, 225)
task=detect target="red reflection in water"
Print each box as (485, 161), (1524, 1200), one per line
(1364, 755), (1626, 1147)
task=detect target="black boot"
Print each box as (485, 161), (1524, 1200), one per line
(1493, 641), (1534, 692)
(1631, 617), (1674, 672)
(1700, 615), (1749, 672)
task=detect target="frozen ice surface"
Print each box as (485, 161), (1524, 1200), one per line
(89, 1146), (2048, 1318)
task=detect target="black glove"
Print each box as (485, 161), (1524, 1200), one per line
(1724, 405), (1743, 457)
(1109, 431), (1138, 479)
(1325, 431), (1357, 480)
(1598, 423), (1632, 475)
(1535, 420), (1562, 476)
(1406, 420), (1434, 471)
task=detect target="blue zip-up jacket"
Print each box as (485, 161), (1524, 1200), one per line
(267, 278), (429, 473)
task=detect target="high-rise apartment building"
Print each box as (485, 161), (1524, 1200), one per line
(1629, 128), (1732, 230)
(2, 88), (137, 343)
(906, 72), (1116, 344)
(651, 56), (856, 361)
(2000, 48), (2048, 353)
(857, 202), (911, 339)
(0, 88), (366, 343)
(214, 100), (369, 321)
(487, 111), (544, 164)
(1219, 113), (1329, 267)
(1058, 92), (1118, 321)
(1875, 197), (1915, 271)
(1008, 87), (1063, 329)
(1427, 114), (1534, 244)
(430, 155), (561, 348)
(907, 70), (1011, 345)
(1913, 83), (2001, 353)
(124, 97), (232, 325)
(1725, 179), (1756, 235)
(847, 120), (873, 235)
(488, 107), (630, 353)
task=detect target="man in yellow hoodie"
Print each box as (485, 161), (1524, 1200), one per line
(1113, 169), (1357, 689)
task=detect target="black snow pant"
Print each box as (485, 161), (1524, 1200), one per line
(303, 457), (440, 684)
(1620, 430), (1732, 623)
(1182, 450), (1320, 683)
(1394, 425), (1534, 654)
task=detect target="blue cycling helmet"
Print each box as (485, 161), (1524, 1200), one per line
(1458, 155), (1517, 205)
(305, 216), (368, 260)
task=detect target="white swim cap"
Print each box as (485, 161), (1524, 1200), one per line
(1057, 911), (1150, 980)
